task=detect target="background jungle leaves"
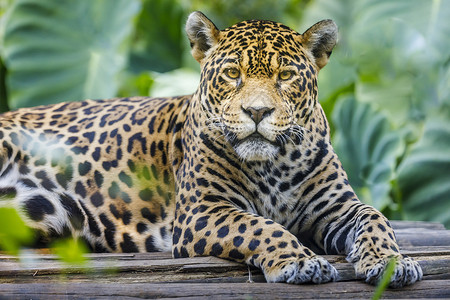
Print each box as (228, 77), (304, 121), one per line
(0, 57), (7, 112)
(303, 0), (450, 123)
(332, 96), (405, 212)
(1, 0), (140, 109)
(397, 107), (450, 226)
(303, 0), (450, 227)
(128, 0), (185, 74)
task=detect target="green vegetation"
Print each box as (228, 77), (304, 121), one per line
(0, 0), (140, 108)
(0, 207), (34, 255)
(306, 0), (450, 227)
(0, 0), (449, 235)
(52, 238), (89, 266)
(371, 257), (397, 300)
(0, 207), (89, 266)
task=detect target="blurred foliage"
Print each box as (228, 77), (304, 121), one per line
(0, 207), (88, 265)
(0, 206), (89, 269)
(397, 107), (450, 227)
(129, 0), (184, 73)
(1, 0), (140, 109)
(0, 207), (34, 255)
(371, 257), (397, 300)
(150, 68), (200, 97)
(0, 0), (448, 242)
(52, 238), (89, 266)
(333, 96), (406, 213)
(0, 56), (7, 112)
(303, 0), (450, 227)
(185, 0), (310, 29)
(0, 0), (10, 112)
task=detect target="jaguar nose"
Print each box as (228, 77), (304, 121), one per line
(242, 106), (275, 125)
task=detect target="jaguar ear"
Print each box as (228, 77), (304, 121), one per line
(301, 19), (338, 69)
(186, 11), (221, 63)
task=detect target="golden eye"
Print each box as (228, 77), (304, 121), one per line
(225, 68), (240, 79)
(279, 70), (293, 81)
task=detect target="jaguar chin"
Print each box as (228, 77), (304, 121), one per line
(233, 133), (279, 162)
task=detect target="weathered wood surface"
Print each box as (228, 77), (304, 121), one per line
(0, 221), (449, 299)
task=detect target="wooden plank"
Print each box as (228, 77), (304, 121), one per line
(2, 246), (449, 262)
(0, 251), (172, 261)
(399, 246), (450, 255)
(1, 221), (449, 299)
(395, 229), (450, 247)
(0, 280), (449, 299)
(1, 250), (449, 283)
(390, 221), (446, 230)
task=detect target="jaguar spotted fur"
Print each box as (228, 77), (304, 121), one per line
(0, 11), (422, 287)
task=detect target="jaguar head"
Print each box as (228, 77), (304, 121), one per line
(186, 12), (337, 161)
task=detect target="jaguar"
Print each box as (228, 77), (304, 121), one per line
(0, 11), (422, 287)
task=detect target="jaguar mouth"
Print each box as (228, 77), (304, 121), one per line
(228, 131), (280, 161)
(240, 132), (272, 144)
(225, 129), (277, 147)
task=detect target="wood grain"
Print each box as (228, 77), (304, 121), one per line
(1, 221), (449, 299)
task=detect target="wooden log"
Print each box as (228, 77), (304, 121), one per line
(0, 220), (449, 298)
(1, 249), (449, 283)
(390, 221), (446, 230)
(395, 229), (450, 246)
(0, 280), (449, 299)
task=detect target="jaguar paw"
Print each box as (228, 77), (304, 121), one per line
(363, 255), (423, 288)
(264, 256), (338, 284)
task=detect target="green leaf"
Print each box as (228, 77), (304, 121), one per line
(371, 257), (397, 300)
(2, 0), (141, 109)
(351, 0), (450, 67)
(355, 75), (414, 125)
(0, 56), (8, 112)
(0, 207), (34, 255)
(303, 0), (450, 125)
(438, 62), (450, 106)
(52, 238), (89, 266)
(332, 96), (405, 211)
(128, 0), (184, 73)
(397, 107), (450, 228)
(304, 0), (450, 224)
(117, 71), (154, 98)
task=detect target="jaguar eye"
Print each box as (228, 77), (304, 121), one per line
(279, 70), (294, 81)
(225, 68), (240, 79)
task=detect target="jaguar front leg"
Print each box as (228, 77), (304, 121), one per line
(346, 205), (423, 287)
(172, 198), (338, 284)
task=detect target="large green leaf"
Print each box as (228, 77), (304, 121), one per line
(332, 96), (405, 211)
(128, 0), (184, 74)
(304, 0), (450, 225)
(303, 0), (450, 125)
(351, 0), (450, 124)
(1, 0), (140, 109)
(397, 108), (450, 228)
